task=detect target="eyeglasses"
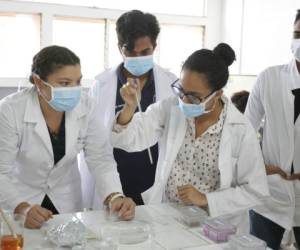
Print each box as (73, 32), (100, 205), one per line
(171, 79), (214, 105)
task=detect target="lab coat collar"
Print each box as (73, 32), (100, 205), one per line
(95, 65), (121, 86)
(24, 86), (42, 123)
(24, 87), (54, 158)
(23, 86), (88, 159)
(170, 96), (246, 136)
(24, 86), (88, 122)
(162, 97), (245, 189)
(224, 98), (247, 125)
(288, 59), (300, 76)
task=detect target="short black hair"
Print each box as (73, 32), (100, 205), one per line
(231, 90), (250, 113)
(295, 9), (300, 24)
(30, 45), (80, 83)
(116, 10), (160, 52)
(182, 43), (236, 91)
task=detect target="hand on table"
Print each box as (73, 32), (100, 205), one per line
(110, 197), (135, 221)
(177, 185), (208, 208)
(15, 203), (53, 229)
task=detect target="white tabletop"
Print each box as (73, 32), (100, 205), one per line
(21, 204), (266, 250)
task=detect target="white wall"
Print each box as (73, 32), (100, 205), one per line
(219, 0), (300, 97)
(205, 0), (223, 49)
(222, 0), (300, 75)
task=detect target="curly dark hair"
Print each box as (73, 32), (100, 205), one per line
(29, 45), (80, 83)
(116, 10), (160, 52)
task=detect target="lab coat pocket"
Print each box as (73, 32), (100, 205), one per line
(267, 174), (292, 206)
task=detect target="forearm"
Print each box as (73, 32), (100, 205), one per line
(117, 104), (136, 125)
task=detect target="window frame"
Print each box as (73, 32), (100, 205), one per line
(0, 0), (220, 87)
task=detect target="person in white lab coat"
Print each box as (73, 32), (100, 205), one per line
(0, 45), (135, 229)
(111, 43), (269, 219)
(245, 10), (300, 250)
(84, 10), (177, 207)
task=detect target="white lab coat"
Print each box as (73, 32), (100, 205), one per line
(91, 63), (177, 130)
(0, 87), (122, 213)
(245, 60), (300, 229)
(111, 96), (269, 218)
(80, 64), (177, 209)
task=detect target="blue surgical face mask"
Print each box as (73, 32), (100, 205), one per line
(38, 79), (81, 112)
(178, 92), (216, 118)
(124, 55), (154, 76)
(291, 38), (300, 62)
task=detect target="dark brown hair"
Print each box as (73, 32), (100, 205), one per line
(29, 45), (80, 83)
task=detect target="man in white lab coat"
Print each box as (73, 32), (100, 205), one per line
(85, 10), (176, 207)
(245, 10), (300, 250)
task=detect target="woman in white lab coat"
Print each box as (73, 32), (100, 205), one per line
(111, 43), (269, 219)
(0, 45), (135, 229)
(245, 11), (300, 249)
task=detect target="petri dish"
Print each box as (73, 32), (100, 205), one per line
(101, 220), (152, 245)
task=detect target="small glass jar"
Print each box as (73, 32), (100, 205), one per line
(0, 212), (24, 250)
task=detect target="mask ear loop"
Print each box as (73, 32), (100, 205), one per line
(120, 45), (128, 60)
(202, 91), (218, 114)
(32, 73), (53, 102)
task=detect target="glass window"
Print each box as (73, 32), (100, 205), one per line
(240, 0), (295, 75)
(107, 21), (122, 68)
(53, 16), (105, 79)
(224, 75), (257, 97)
(107, 22), (204, 75)
(158, 24), (204, 75)
(0, 13), (40, 78)
(19, 0), (207, 16)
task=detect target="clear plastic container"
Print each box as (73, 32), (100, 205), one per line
(228, 234), (267, 250)
(101, 220), (152, 245)
(202, 218), (236, 242)
(177, 206), (208, 227)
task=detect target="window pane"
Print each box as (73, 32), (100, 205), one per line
(107, 22), (204, 75)
(159, 24), (204, 75)
(107, 21), (122, 68)
(19, 0), (206, 16)
(240, 0), (295, 75)
(53, 17), (105, 79)
(225, 75), (257, 97)
(0, 13), (40, 78)
(95, 0), (206, 16)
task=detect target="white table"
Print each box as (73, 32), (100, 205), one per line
(21, 204), (266, 250)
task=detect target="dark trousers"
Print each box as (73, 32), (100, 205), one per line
(249, 210), (300, 250)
